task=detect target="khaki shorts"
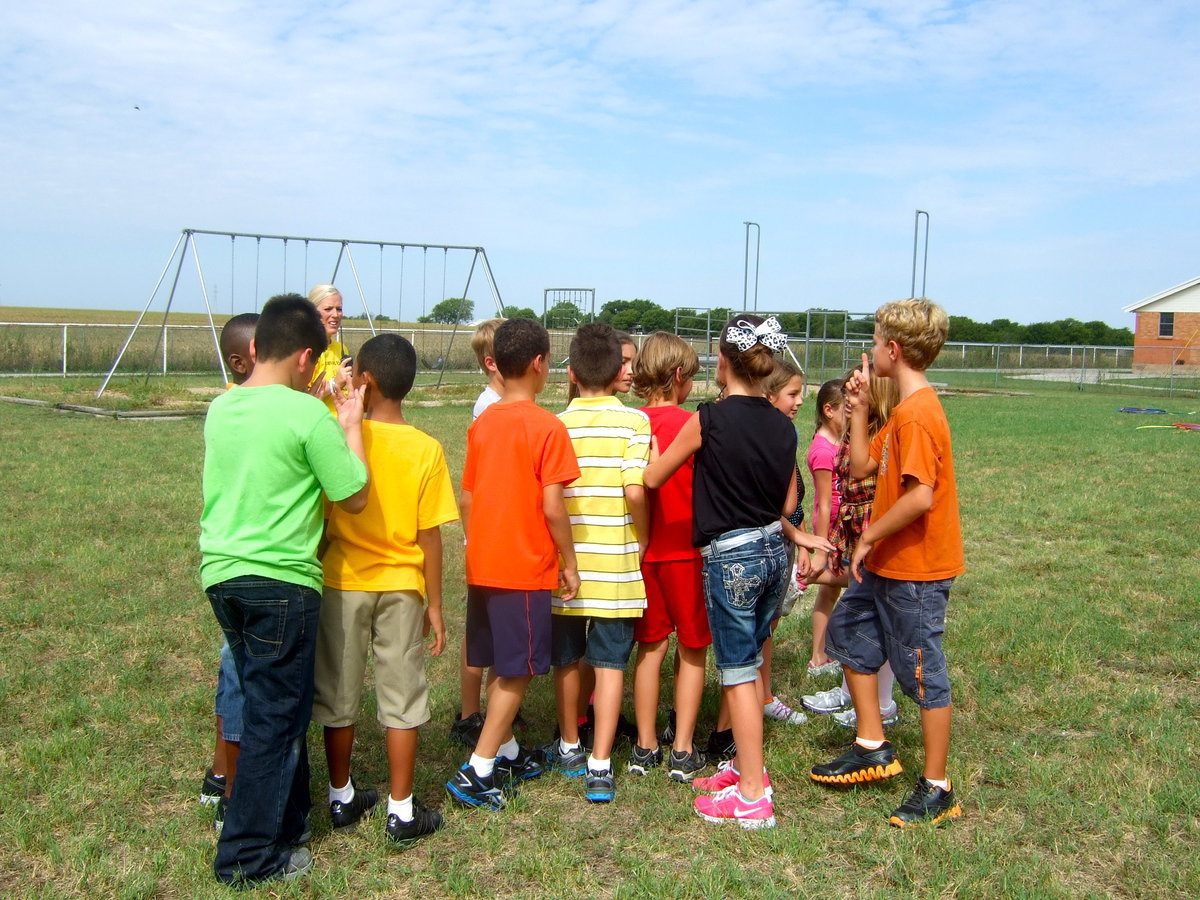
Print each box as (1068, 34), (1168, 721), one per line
(313, 588), (431, 730)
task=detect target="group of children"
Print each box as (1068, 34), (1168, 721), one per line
(198, 292), (964, 885)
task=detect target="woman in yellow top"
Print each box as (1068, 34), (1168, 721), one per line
(308, 284), (353, 412)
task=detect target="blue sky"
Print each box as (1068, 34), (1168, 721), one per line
(3, 1), (1198, 328)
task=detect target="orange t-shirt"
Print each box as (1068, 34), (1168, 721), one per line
(867, 387), (964, 581)
(462, 400), (580, 590)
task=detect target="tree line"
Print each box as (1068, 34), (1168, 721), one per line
(357, 298), (1134, 346)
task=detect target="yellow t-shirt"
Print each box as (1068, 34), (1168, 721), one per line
(310, 340), (349, 413)
(321, 419), (459, 594)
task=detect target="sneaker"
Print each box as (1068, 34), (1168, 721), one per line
(889, 777), (962, 827)
(449, 711), (485, 749)
(764, 696), (809, 725)
(694, 784), (776, 830)
(807, 659), (842, 678)
(542, 740), (587, 777)
(386, 799), (445, 845)
(667, 746), (708, 783)
(692, 760), (773, 798)
(832, 702), (900, 729)
(616, 712), (639, 744)
(279, 847), (313, 882)
(585, 768), (616, 803)
(627, 744), (662, 776)
(200, 768), (226, 806)
(330, 780), (380, 830)
(802, 685), (852, 714)
(494, 745), (545, 788)
(213, 795), (227, 834)
(704, 727), (737, 762)
(810, 741), (903, 786)
(446, 763), (507, 810)
(658, 709), (676, 747)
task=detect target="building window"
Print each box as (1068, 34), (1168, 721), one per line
(1159, 312), (1174, 338)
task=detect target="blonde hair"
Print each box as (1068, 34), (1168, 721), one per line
(307, 284), (341, 306)
(842, 365), (901, 437)
(632, 332), (700, 401)
(763, 357), (804, 401)
(470, 318), (505, 370)
(875, 298), (949, 370)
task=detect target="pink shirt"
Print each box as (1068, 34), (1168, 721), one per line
(806, 432), (842, 531)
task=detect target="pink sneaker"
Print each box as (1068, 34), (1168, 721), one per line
(694, 784), (776, 830)
(692, 760), (773, 797)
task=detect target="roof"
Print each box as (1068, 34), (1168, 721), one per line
(1124, 275), (1200, 313)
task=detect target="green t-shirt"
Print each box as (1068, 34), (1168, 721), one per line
(200, 384), (368, 592)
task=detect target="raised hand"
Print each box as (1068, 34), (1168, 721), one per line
(845, 351), (870, 410)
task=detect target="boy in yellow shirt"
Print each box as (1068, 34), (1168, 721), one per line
(314, 333), (459, 845)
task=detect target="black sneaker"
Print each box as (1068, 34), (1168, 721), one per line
(214, 796), (228, 834)
(200, 768), (226, 806)
(627, 744), (662, 775)
(386, 799), (445, 845)
(330, 780), (381, 829)
(495, 745), (545, 788)
(446, 763), (507, 809)
(889, 777), (962, 827)
(658, 709), (677, 747)
(810, 741), (903, 786)
(667, 746), (708, 783)
(705, 727), (737, 762)
(585, 768), (615, 803)
(542, 740), (587, 777)
(449, 711), (485, 749)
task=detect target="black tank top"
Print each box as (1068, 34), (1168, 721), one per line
(692, 395), (797, 546)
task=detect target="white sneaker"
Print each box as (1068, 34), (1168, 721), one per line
(807, 659), (842, 678)
(763, 696), (808, 725)
(801, 685), (851, 714)
(832, 702), (900, 729)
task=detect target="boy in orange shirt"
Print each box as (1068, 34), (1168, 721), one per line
(445, 318), (581, 809)
(810, 298), (965, 827)
(314, 333), (458, 845)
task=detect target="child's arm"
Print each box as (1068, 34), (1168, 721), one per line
(332, 384), (370, 513)
(543, 482), (580, 601)
(643, 412), (701, 489)
(416, 526), (447, 657)
(849, 475), (934, 581)
(625, 484), (649, 562)
(459, 488), (473, 538)
(847, 353), (878, 480)
(810, 466), (833, 573)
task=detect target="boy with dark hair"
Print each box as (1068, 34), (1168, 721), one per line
(546, 323), (651, 803)
(315, 333), (457, 846)
(810, 297), (965, 827)
(200, 312), (259, 814)
(201, 293), (369, 885)
(445, 318), (581, 810)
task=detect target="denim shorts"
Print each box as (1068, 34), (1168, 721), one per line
(550, 615), (637, 669)
(213, 639), (243, 742)
(825, 570), (954, 709)
(701, 524), (788, 686)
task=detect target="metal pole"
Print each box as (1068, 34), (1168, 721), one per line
(436, 250), (479, 390)
(911, 210), (929, 298)
(743, 221), (760, 312)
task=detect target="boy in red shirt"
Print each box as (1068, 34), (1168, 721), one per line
(445, 318), (581, 809)
(810, 297), (965, 827)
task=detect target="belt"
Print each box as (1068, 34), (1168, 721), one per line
(701, 520), (783, 558)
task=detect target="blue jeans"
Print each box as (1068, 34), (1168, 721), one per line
(207, 576), (320, 885)
(701, 525), (788, 686)
(214, 640), (243, 743)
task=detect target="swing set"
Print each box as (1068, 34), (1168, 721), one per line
(97, 228), (504, 398)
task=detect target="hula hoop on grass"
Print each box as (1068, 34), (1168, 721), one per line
(1136, 423), (1200, 431)
(1119, 407), (1167, 414)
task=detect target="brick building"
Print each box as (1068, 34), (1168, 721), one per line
(1123, 277), (1200, 373)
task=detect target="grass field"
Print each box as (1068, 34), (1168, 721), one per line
(1, 389), (1198, 899)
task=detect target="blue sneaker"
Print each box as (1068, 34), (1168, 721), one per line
(585, 768), (615, 803)
(445, 764), (507, 810)
(495, 744), (545, 789)
(542, 740), (587, 777)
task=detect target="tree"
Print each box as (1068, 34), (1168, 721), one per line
(419, 297), (473, 324)
(501, 305), (539, 321)
(545, 300), (583, 329)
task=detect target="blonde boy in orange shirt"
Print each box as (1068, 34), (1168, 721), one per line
(810, 298), (965, 827)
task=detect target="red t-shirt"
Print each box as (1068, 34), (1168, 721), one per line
(867, 387), (964, 581)
(462, 400), (580, 590)
(640, 405), (700, 563)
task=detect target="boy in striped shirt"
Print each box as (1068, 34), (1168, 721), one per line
(547, 324), (651, 803)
